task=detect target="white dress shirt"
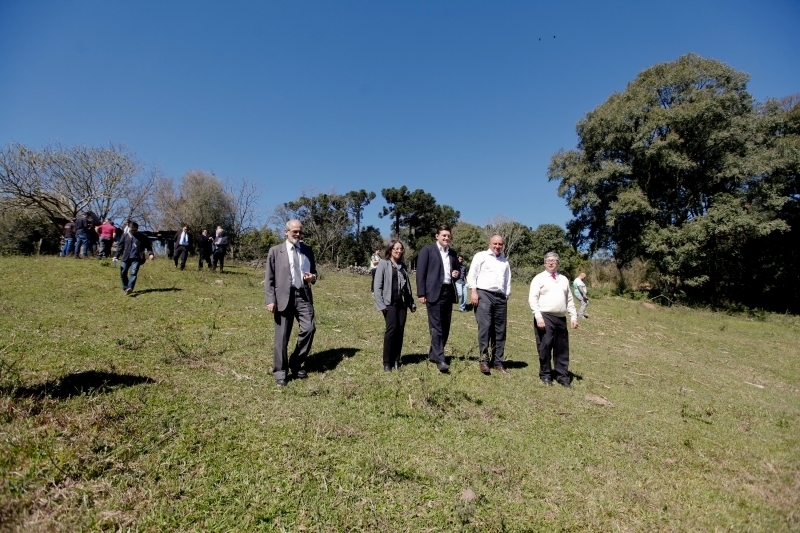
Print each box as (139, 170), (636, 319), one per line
(437, 244), (452, 284)
(285, 240), (310, 288)
(467, 249), (511, 297)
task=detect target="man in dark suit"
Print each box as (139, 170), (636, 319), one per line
(416, 224), (461, 372)
(265, 219), (318, 387)
(173, 225), (192, 270)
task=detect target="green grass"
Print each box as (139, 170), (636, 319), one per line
(1, 255), (798, 532)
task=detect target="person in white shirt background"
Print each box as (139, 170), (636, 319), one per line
(528, 252), (578, 387)
(573, 272), (589, 319)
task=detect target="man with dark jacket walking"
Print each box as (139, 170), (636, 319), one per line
(114, 221), (154, 295)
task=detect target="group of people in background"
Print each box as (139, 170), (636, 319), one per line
(171, 226), (229, 272)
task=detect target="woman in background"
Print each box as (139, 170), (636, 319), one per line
(373, 239), (416, 372)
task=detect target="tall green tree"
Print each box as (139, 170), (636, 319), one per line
(379, 186), (459, 249)
(548, 54), (796, 306)
(345, 189), (376, 240)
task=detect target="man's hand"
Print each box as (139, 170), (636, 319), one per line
(266, 303), (275, 313)
(418, 296), (426, 304)
(451, 269), (459, 279)
(471, 289), (479, 307)
(571, 320), (578, 329)
(536, 317), (545, 329)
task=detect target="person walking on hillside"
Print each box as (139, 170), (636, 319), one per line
(529, 252), (578, 387)
(467, 235), (511, 375)
(455, 255), (468, 312)
(114, 221), (154, 295)
(373, 239), (416, 372)
(212, 227), (229, 272)
(265, 219), (318, 387)
(173, 225), (193, 270)
(416, 224), (461, 373)
(197, 229), (213, 270)
(573, 272), (589, 319)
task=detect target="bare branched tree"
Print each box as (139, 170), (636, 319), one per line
(483, 214), (529, 259)
(0, 142), (158, 229)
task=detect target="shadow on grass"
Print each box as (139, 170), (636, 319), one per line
(2, 370), (155, 400)
(504, 360), (529, 369)
(305, 348), (360, 373)
(398, 353), (429, 366)
(131, 287), (183, 296)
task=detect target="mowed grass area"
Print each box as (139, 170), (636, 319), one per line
(0, 255), (798, 532)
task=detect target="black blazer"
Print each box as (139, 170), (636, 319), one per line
(416, 243), (460, 304)
(115, 232), (153, 263)
(174, 230), (193, 251)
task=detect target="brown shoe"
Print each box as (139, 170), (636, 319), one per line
(494, 364), (508, 374)
(479, 362), (490, 374)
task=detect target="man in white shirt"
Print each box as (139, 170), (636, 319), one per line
(528, 252), (578, 387)
(467, 235), (512, 374)
(573, 272), (589, 319)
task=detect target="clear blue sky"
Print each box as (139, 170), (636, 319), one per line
(1, 0), (798, 234)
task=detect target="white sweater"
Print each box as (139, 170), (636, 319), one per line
(528, 270), (577, 321)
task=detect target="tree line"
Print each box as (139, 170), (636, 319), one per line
(0, 145), (582, 280)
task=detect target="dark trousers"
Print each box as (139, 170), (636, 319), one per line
(198, 251), (212, 269)
(382, 303), (407, 366)
(534, 313), (570, 384)
(174, 245), (189, 269)
(272, 288), (316, 381)
(476, 289), (507, 365)
(212, 250), (225, 271)
(426, 284), (454, 364)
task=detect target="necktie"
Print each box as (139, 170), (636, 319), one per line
(292, 245), (302, 288)
(551, 272), (557, 280)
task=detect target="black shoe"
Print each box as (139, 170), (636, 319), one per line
(540, 378), (553, 386)
(384, 365), (392, 372)
(558, 380), (572, 389)
(393, 361), (401, 371)
(276, 379), (288, 387)
(294, 369), (308, 379)
(437, 362), (450, 373)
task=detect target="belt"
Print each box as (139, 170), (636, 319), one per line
(478, 288), (506, 298)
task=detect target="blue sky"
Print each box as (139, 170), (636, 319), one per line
(1, 0), (798, 235)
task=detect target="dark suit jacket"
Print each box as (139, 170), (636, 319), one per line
(174, 230), (193, 251)
(265, 241), (318, 312)
(416, 243), (460, 304)
(114, 232), (153, 264)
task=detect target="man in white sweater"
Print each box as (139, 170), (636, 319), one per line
(528, 252), (578, 387)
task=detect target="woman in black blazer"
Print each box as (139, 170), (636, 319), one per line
(373, 239), (416, 371)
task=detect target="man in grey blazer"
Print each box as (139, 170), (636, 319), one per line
(265, 219), (318, 387)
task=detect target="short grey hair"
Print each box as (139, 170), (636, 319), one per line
(285, 219), (301, 231)
(544, 252), (560, 263)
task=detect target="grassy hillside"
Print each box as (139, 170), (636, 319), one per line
(1, 255), (798, 532)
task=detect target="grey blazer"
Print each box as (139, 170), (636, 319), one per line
(373, 259), (416, 312)
(265, 241), (317, 312)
